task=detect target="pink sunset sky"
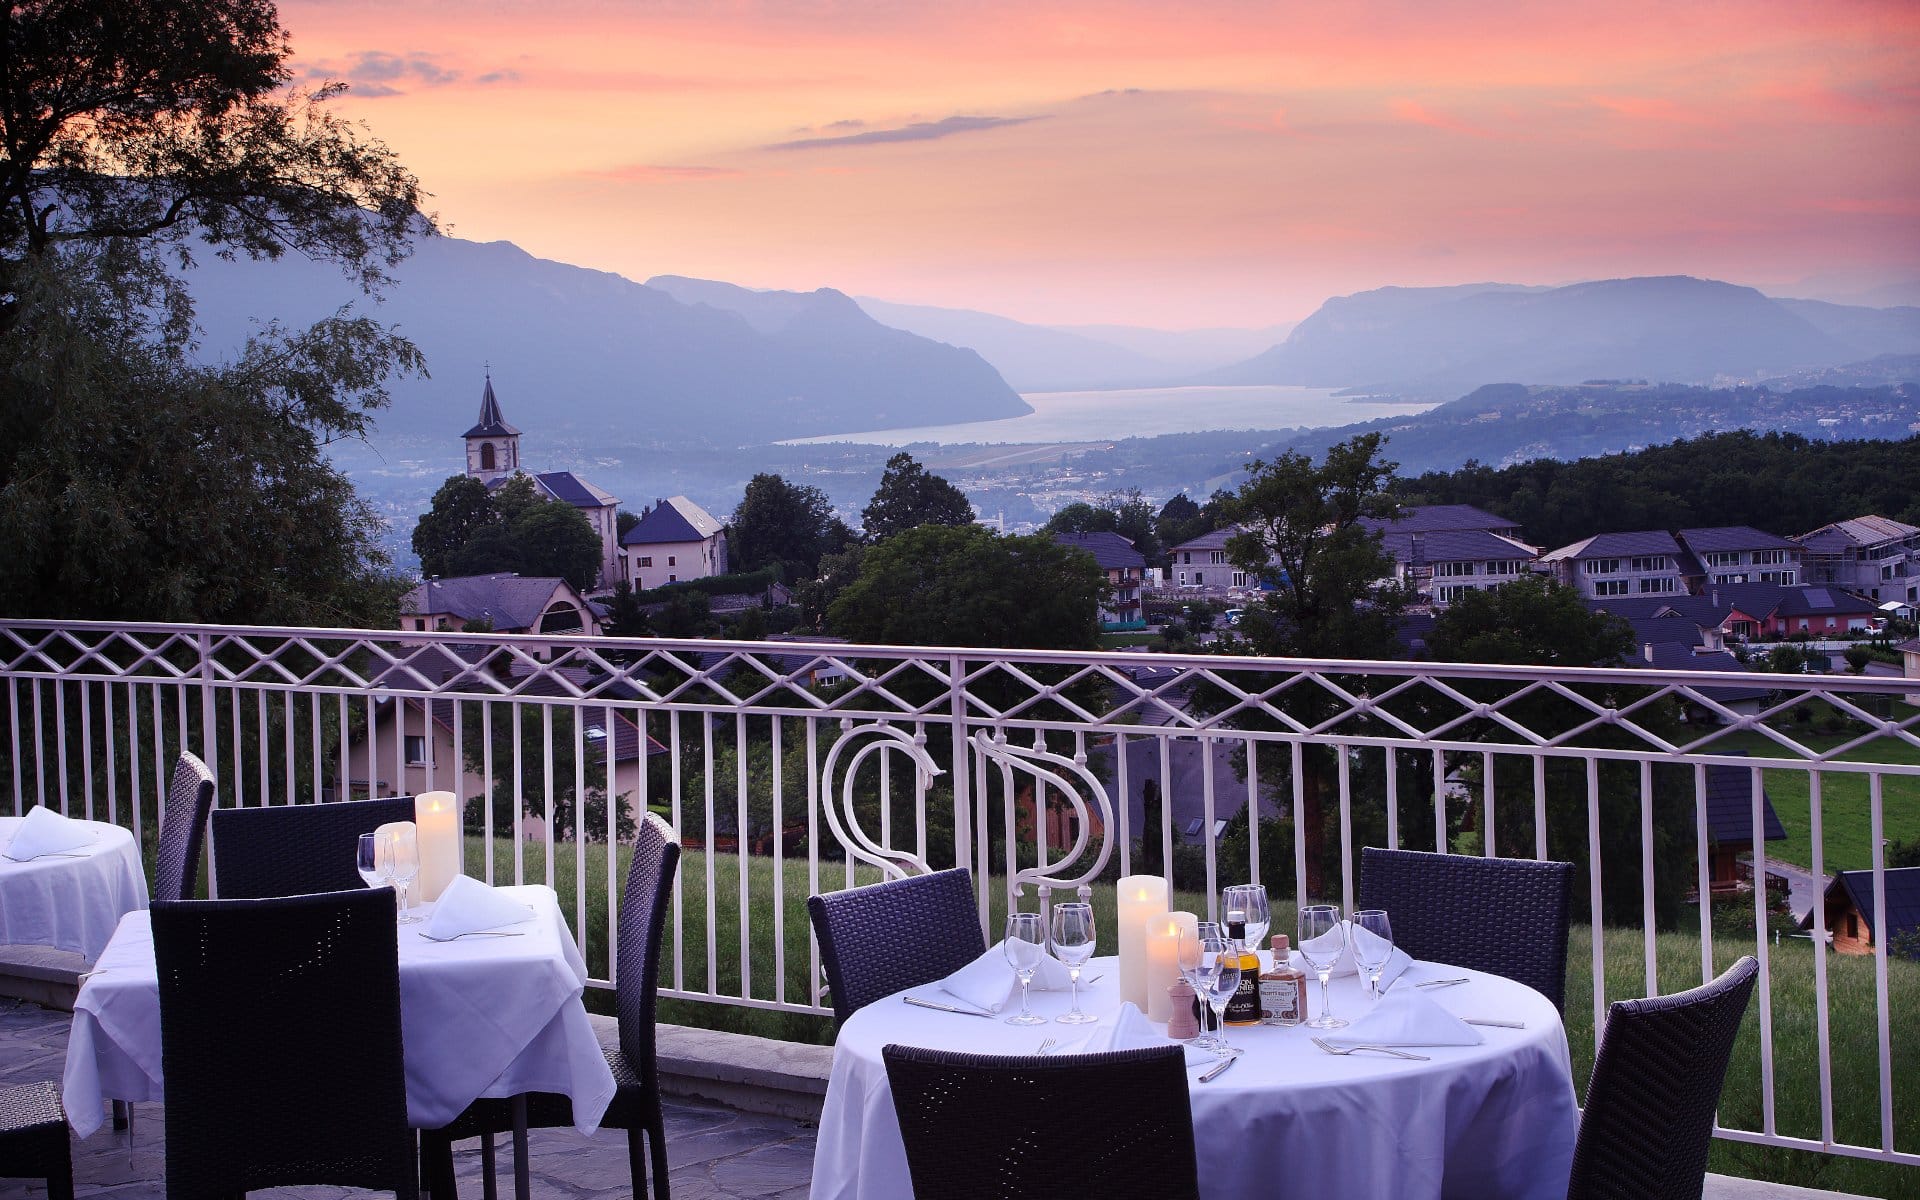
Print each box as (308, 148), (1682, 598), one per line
(281, 0), (1920, 328)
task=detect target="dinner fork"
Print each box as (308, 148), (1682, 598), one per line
(1311, 1036), (1429, 1061)
(419, 929), (526, 942)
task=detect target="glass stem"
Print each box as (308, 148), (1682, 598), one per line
(1068, 967), (1081, 1016)
(1319, 970), (1333, 1020)
(1020, 971), (1033, 1020)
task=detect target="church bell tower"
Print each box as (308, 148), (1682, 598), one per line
(462, 374), (521, 485)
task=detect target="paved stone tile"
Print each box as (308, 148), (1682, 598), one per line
(0, 999), (818, 1200)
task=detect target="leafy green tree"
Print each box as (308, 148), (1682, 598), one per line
(510, 502), (601, 592)
(1044, 502), (1115, 535)
(861, 452), (973, 541)
(828, 524), (1102, 650)
(616, 509), (642, 540)
(1046, 490), (1161, 563)
(1429, 575), (1634, 667)
(413, 475), (496, 578)
(730, 473), (852, 579)
(1843, 644), (1874, 674)
(796, 544), (865, 632)
(603, 580), (651, 637)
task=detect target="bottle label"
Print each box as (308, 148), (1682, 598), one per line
(1260, 977), (1303, 1025)
(1224, 972), (1261, 1024)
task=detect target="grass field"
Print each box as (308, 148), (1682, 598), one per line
(1711, 725), (1920, 873)
(482, 837), (1918, 1197)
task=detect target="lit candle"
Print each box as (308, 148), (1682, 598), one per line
(1146, 911), (1197, 1021)
(1116, 874), (1169, 1011)
(413, 791), (462, 903)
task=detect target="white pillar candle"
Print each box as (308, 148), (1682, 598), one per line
(1116, 874), (1170, 1011)
(1145, 911), (1197, 1021)
(414, 791), (462, 903)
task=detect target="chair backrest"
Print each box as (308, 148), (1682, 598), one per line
(210, 795), (420, 898)
(615, 811), (681, 1090)
(1358, 845), (1575, 1011)
(883, 1043), (1200, 1200)
(152, 889), (415, 1199)
(154, 752), (215, 902)
(1567, 956), (1759, 1200)
(807, 867), (986, 1026)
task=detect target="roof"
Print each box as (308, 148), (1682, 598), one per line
(1361, 504), (1520, 535)
(1701, 754), (1786, 845)
(1772, 587), (1878, 618)
(1541, 530), (1684, 562)
(1089, 736), (1285, 837)
(1625, 614), (1712, 651)
(1899, 638), (1920, 654)
(1634, 644), (1771, 701)
(370, 651), (666, 765)
(400, 573), (579, 632)
(622, 496), (724, 546)
(1169, 526), (1238, 553)
(1679, 526), (1800, 554)
(1805, 868), (1920, 945)
(461, 377), (520, 439)
(1381, 528), (1537, 564)
(1796, 515), (1920, 553)
(1053, 531), (1147, 571)
(530, 471), (618, 510)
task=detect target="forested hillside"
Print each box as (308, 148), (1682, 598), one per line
(1394, 431), (1920, 550)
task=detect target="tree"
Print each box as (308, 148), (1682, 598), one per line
(1045, 490), (1161, 563)
(1843, 644), (1874, 674)
(828, 524), (1103, 650)
(730, 473), (851, 579)
(413, 475), (496, 578)
(1429, 575), (1634, 667)
(510, 502), (601, 593)
(861, 452), (973, 541)
(603, 580), (650, 637)
(1156, 492), (1207, 552)
(1043, 502), (1116, 535)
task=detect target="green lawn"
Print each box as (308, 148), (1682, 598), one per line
(1709, 726), (1920, 872)
(484, 836), (1916, 1196)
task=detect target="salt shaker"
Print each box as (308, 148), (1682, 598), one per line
(1166, 980), (1201, 1040)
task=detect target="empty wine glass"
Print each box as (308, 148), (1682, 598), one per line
(1353, 908), (1394, 1000)
(1003, 912), (1047, 1026)
(1298, 904), (1349, 1030)
(356, 833), (386, 890)
(1049, 903), (1097, 1025)
(1177, 920), (1224, 1049)
(386, 827), (421, 925)
(1223, 884), (1271, 964)
(1201, 932), (1242, 1054)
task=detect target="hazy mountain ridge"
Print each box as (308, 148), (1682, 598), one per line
(1208, 276), (1897, 393)
(182, 236), (1027, 443)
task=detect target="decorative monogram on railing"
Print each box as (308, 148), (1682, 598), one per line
(971, 731), (1114, 906)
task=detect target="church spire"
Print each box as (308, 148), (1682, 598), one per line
(462, 373), (522, 484)
(463, 373), (520, 439)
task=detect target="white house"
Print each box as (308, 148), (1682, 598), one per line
(1795, 514), (1920, 604)
(1543, 530), (1690, 600)
(620, 496), (729, 590)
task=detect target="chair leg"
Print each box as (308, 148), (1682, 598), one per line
(421, 1129), (458, 1199)
(643, 1102), (671, 1200)
(45, 1150), (75, 1200)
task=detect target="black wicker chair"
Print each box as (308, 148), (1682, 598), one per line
(152, 888), (416, 1199)
(0, 1081), (73, 1200)
(883, 1043), (1200, 1200)
(1357, 846), (1576, 1011)
(807, 866), (986, 1027)
(154, 751), (216, 902)
(420, 812), (681, 1199)
(211, 794), (419, 898)
(1567, 956), (1759, 1200)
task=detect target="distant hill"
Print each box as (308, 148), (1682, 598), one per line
(181, 237), (1027, 444)
(1209, 277), (1880, 393)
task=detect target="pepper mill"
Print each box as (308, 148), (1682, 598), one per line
(1166, 980), (1201, 1040)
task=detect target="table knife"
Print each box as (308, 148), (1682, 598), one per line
(1198, 1055), (1236, 1083)
(902, 995), (992, 1018)
(1464, 1018), (1525, 1029)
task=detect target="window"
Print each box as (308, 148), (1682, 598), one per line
(1714, 573), (1748, 585)
(1585, 558), (1621, 575)
(1194, 572), (1204, 585)
(1485, 560), (1521, 576)
(1883, 563), (1901, 580)
(479, 442), (495, 471)
(404, 736), (428, 766)
(1638, 577), (1676, 593)
(1436, 561), (1476, 577)
(1760, 570), (1794, 584)
(1436, 584), (1473, 603)
(1177, 570), (1189, 585)
(1209, 550), (1227, 565)
(1629, 556), (1669, 573)
(1232, 571), (1248, 588)
(1848, 914), (1858, 939)
(1182, 552), (1192, 565)
(1752, 549), (1786, 565)
(668, 573), (677, 582)
(1704, 551), (1741, 567)
(668, 555), (677, 566)
(1594, 579), (1630, 596)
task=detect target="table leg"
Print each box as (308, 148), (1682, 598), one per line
(511, 1096), (530, 1200)
(480, 1135), (498, 1200)
(110, 1100), (128, 1131)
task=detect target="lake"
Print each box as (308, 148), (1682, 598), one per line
(780, 385), (1439, 446)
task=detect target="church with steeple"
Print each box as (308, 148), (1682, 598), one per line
(462, 375), (622, 588)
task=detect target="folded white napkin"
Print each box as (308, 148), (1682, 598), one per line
(939, 940), (1076, 1013)
(423, 874), (536, 940)
(3, 806), (94, 861)
(1297, 921), (1412, 987)
(1322, 986), (1483, 1048)
(1063, 1001), (1215, 1066)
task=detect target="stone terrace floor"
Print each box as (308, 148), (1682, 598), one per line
(0, 999), (817, 1200)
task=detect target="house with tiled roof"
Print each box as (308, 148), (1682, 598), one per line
(460, 376), (622, 587)
(1541, 530), (1688, 600)
(1795, 514), (1920, 604)
(1360, 503), (1522, 540)
(1166, 527), (1242, 595)
(400, 573), (600, 636)
(1675, 526), (1802, 589)
(1378, 527), (1540, 607)
(1803, 867), (1920, 957)
(620, 496), (729, 590)
(1700, 755), (1787, 890)
(1053, 532), (1148, 627)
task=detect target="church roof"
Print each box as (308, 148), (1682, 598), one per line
(462, 377), (521, 439)
(530, 471), (618, 510)
(622, 496), (724, 546)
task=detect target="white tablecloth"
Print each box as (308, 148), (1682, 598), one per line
(812, 955), (1580, 1200)
(0, 816), (148, 960)
(62, 884), (615, 1139)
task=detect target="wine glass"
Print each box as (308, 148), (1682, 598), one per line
(1353, 908), (1394, 1000)
(386, 827), (422, 925)
(1177, 920), (1224, 1049)
(1223, 884), (1271, 964)
(1298, 904), (1349, 1030)
(356, 833), (387, 890)
(1049, 903), (1097, 1025)
(1003, 912), (1047, 1026)
(1200, 932), (1242, 1054)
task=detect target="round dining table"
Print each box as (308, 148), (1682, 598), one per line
(810, 954), (1581, 1200)
(0, 815), (149, 961)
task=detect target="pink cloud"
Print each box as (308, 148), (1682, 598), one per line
(1390, 98), (1494, 138)
(584, 164), (747, 183)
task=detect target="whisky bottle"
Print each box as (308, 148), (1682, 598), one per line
(1259, 934), (1308, 1026)
(1222, 911), (1263, 1026)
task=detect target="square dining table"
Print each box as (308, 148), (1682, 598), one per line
(61, 882), (614, 1200)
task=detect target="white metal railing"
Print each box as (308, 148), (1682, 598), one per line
(2, 618), (1915, 1172)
